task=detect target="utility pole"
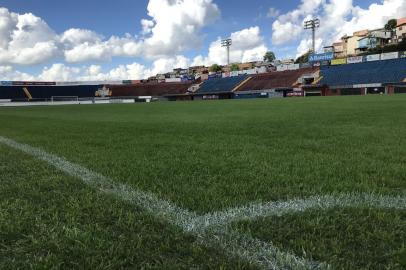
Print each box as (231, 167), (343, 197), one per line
(221, 38), (232, 65)
(304, 19), (320, 53)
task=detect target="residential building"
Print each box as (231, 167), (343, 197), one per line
(238, 62), (255, 70)
(173, 68), (188, 76)
(342, 30), (369, 56)
(332, 41), (346, 58)
(279, 59), (295, 65)
(323, 46), (334, 53)
(188, 66), (208, 75)
(396, 18), (406, 42)
(356, 29), (392, 54)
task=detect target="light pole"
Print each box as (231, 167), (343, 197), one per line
(304, 19), (320, 53)
(221, 38), (232, 65)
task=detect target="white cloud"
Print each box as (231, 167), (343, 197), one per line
(272, 20), (303, 45)
(0, 65), (35, 80)
(141, 19), (154, 35)
(151, 55), (190, 74)
(0, 8), (59, 65)
(64, 42), (111, 63)
(142, 0), (220, 58)
(192, 26), (268, 66)
(3, 53), (193, 82)
(62, 33), (144, 63)
(0, 0), (220, 67)
(272, 0), (406, 57)
(296, 38), (323, 57)
(36, 63), (152, 81)
(60, 28), (102, 45)
(267, 7), (280, 18)
(38, 64), (82, 81)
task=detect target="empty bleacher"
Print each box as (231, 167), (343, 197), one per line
(196, 75), (249, 94)
(320, 58), (406, 87)
(108, 82), (193, 97)
(237, 68), (318, 91)
(0, 85), (98, 100)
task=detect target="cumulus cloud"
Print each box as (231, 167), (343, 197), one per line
(30, 63), (151, 81)
(38, 64), (82, 81)
(60, 28), (102, 45)
(0, 8), (59, 65)
(272, 0), (406, 57)
(142, 0), (220, 58)
(1, 53), (194, 82)
(192, 26), (268, 66)
(0, 65), (35, 80)
(0, 0), (220, 66)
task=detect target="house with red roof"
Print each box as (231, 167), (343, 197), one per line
(396, 18), (406, 42)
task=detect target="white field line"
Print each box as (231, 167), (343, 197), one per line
(0, 136), (323, 269)
(0, 136), (196, 229)
(4, 136), (406, 268)
(192, 193), (406, 229)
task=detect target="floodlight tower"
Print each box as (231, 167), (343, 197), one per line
(221, 38), (232, 65)
(304, 18), (320, 53)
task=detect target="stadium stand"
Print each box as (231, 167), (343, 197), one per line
(196, 75), (249, 95)
(0, 85), (99, 101)
(108, 82), (193, 97)
(0, 86), (27, 100)
(320, 58), (406, 88)
(237, 68), (319, 91)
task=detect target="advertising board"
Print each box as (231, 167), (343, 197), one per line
(366, 54), (381, 61)
(347, 56), (363, 64)
(331, 58), (347, 65)
(309, 52), (334, 62)
(381, 52), (399, 60)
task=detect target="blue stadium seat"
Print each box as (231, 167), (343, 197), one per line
(320, 58), (406, 87)
(197, 75), (249, 94)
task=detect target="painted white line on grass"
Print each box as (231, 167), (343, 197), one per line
(193, 193), (406, 229)
(0, 136), (324, 269)
(0, 136), (196, 230)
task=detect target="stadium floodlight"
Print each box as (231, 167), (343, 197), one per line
(221, 38), (232, 65)
(304, 18), (320, 53)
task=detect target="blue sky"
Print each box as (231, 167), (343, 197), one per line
(0, 0), (404, 81)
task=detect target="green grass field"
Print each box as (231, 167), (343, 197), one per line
(1, 96), (405, 269)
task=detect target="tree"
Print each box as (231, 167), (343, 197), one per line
(385, 19), (397, 30)
(263, 51), (276, 62)
(209, 64), (222, 73)
(230, 63), (240, 71)
(295, 51), (311, 64)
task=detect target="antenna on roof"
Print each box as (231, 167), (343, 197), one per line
(304, 18), (320, 53)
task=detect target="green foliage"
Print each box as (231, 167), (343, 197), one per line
(295, 51), (311, 64)
(209, 64), (222, 73)
(385, 19), (398, 30)
(230, 63), (240, 71)
(263, 51), (276, 62)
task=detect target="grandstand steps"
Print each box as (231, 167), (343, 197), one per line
(232, 76), (253, 92)
(312, 76), (324, 85)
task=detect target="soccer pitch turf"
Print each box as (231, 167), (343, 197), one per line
(0, 96), (405, 269)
